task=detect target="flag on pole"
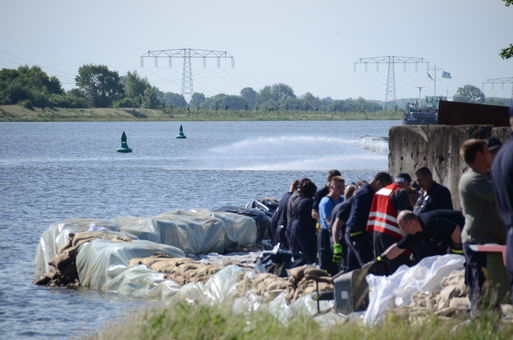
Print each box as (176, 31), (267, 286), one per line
(427, 72), (434, 80)
(442, 71), (452, 79)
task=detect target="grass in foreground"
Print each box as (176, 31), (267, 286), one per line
(84, 302), (513, 340)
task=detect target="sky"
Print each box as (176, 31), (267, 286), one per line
(0, 0), (512, 102)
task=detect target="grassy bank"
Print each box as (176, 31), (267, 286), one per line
(0, 105), (403, 122)
(85, 302), (513, 340)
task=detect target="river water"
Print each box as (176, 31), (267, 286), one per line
(0, 120), (398, 339)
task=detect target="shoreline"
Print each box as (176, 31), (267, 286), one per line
(0, 105), (403, 122)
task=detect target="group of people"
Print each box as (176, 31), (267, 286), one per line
(270, 105), (513, 313)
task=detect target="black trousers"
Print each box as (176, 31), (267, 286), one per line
(345, 231), (374, 270)
(317, 228), (339, 275)
(292, 225), (317, 264)
(463, 242), (487, 308)
(507, 229), (513, 304)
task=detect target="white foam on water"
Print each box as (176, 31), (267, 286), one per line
(205, 134), (388, 170)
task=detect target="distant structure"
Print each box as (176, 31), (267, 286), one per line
(482, 77), (513, 104)
(354, 56), (429, 110)
(426, 65), (449, 97)
(141, 48), (235, 102)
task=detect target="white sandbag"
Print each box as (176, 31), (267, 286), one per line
(34, 218), (119, 277)
(363, 254), (465, 326)
(76, 238), (185, 297)
(113, 209), (256, 255)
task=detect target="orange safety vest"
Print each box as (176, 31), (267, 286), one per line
(366, 183), (402, 239)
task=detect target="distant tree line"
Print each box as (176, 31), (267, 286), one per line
(0, 64), (510, 111)
(0, 64), (384, 112)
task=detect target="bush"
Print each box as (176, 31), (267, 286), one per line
(114, 98), (138, 108)
(20, 99), (34, 110)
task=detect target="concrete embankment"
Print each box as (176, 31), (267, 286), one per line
(389, 124), (510, 209)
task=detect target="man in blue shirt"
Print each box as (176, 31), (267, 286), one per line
(318, 175), (345, 274)
(491, 105), (513, 302)
(345, 172), (393, 270)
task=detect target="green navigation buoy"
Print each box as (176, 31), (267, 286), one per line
(116, 131), (132, 153)
(176, 124), (187, 139)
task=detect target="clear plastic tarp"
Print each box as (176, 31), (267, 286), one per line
(363, 254), (465, 325)
(34, 218), (120, 276)
(35, 210), (257, 277)
(76, 238), (185, 297)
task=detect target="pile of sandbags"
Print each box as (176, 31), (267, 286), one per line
(128, 255), (334, 304)
(388, 270), (469, 321)
(128, 255), (224, 285)
(286, 266), (334, 302)
(237, 265), (334, 303)
(237, 273), (290, 301)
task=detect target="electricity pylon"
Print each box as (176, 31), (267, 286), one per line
(141, 48), (235, 101)
(482, 77), (513, 104)
(354, 56), (429, 109)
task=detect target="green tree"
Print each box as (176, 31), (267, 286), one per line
(190, 92), (206, 109)
(453, 84), (485, 104)
(123, 71), (149, 106)
(300, 92), (321, 111)
(240, 87), (257, 110)
(0, 65), (64, 107)
(75, 64), (123, 107)
(65, 88), (91, 108)
(159, 92), (187, 108)
(202, 94), (248, 110)
(142, 87), (161, 109)
(256, 83), (296, 107)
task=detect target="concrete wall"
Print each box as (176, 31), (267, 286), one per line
(389, 125), (511, 210)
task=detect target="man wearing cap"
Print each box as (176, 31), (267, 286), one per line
(366, 173), (414, 273)
(488, 137), (502, 163)
(491, 105), (513, 303)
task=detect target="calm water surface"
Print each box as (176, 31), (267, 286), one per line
(0, 120), (398, 339)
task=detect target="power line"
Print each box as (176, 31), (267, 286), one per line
(140, 48), (234, 101)
(354, 56), (429, 109)
(482, 76), (513, 104)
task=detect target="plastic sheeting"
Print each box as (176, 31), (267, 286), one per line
(35, 210), (257, 278)
(34, 218), (120, 276)
(167, 265), (342, 326)
(363, 254), (465, 326)
(76, 238), (185, 297)
(34, 213), (467, 328)
(113, 209), (257, 255)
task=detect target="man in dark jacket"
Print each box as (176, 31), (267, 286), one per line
(345, 172), (393, 270)
(413, 167), (453, 214)
(369, 209), (464, 276)
(271, 179), (300, 248)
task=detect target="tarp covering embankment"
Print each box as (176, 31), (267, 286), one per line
(35, 209), (503, 326)
(35, 209), (257, 277)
